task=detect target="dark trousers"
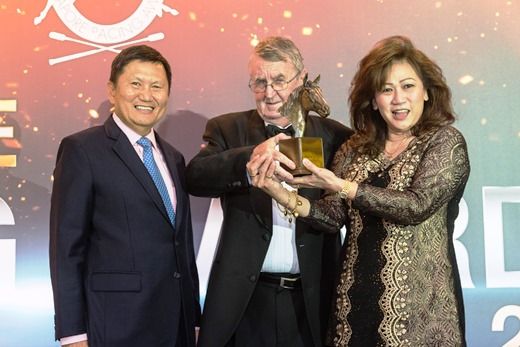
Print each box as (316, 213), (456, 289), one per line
(226, 277), (315, 347)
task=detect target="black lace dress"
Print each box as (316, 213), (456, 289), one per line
(304, 126), (470, 346)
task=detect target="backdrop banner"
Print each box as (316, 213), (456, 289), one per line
(1, 1), (519, 346)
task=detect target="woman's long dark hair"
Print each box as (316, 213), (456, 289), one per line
(348, 35), (455, 157)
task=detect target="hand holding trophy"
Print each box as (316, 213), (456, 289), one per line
(278, 74), (330, 176)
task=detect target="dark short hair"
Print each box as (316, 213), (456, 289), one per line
(109, 45), (172, 93)
(348, 35), (455, 156)
(253, 36), (304, 72)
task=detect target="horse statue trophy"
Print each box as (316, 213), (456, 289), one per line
(278, 73), (330, 176)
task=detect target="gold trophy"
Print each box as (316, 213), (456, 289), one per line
(278, 74), (330, 176)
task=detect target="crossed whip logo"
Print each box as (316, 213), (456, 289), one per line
(34, 0), (179, 65)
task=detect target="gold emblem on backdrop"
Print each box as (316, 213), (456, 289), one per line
(0, 100), (18, 168)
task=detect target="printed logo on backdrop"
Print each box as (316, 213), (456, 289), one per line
(33, 0), (179, 65)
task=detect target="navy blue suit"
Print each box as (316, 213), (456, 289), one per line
(50, 115), (200, 347)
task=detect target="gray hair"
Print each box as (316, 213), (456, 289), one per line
(253, 36), (304, 71)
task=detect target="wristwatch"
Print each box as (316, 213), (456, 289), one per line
(337, 180), (351, 199)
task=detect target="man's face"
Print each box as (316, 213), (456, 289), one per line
(248, 54), (304, 127)
(107, 60), (169, 136)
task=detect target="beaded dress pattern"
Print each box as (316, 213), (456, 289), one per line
(307, 125), (469, 346)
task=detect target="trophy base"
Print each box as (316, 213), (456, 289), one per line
(279, 137), (324, 176)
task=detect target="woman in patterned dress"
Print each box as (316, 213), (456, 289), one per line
(247, 35), (469, 346)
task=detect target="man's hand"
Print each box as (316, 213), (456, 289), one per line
(246, 133), (295, 186)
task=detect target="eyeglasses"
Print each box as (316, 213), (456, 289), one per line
(248, 70), (301, 93)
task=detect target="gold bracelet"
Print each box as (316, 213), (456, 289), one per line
(285, 190), (292, 217)
(288, 190), (302, 222)
(337, 180), (351, 200)
(275, 189), (291, 217)
(276, 189), (301, 223)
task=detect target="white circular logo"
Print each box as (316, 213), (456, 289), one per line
(34, 1), (178, 65)
(52, 0), (168, 44)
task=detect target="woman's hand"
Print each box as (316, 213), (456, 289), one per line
(289, 158), (344, 192)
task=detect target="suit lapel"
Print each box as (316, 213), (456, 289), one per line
(245, 110), (269, 145)
(104, 117), (172, 228)
(246, 111), (273, 230)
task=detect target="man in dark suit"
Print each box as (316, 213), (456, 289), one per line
(49, 45), (200, 347)
(187, 36), (352, 347)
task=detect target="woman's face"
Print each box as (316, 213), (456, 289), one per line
(372, 61), (429, 138)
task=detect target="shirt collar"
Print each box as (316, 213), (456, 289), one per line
(263, 121), (293, 130)
(112, 113), (158, 148)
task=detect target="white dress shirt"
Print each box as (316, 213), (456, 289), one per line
(259, 123), (300, 274)
(261, 183), (300, 274)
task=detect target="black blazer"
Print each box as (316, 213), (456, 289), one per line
(50, 116), (200, 347)
(186, 110), (352, 347)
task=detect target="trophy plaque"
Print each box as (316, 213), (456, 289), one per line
(278, 74), (330, 176)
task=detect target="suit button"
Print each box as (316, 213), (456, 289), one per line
(262, 233), (270, 241)
(249, 275), (256, 282)
(173, 272), (182, 279)
(175, 240), (180, 247)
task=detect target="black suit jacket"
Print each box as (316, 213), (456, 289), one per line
(186, 110), (352, 347)
(49, 116), (200, 347)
